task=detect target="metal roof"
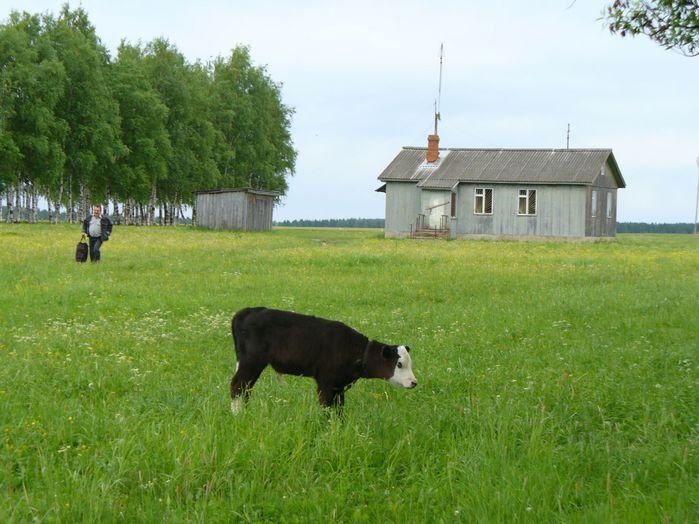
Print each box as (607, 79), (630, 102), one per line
(378, 148), (626, 189)
(194, 188), (281, 197)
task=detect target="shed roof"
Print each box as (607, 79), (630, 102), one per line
(378, 148), (625, 189)
(194, 188), (281, 197)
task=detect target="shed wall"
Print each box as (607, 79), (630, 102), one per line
(195, 191), (275, 231)
(195, 192), (247, 230)
(246, 193), (275, 231)
(384, 182), (421, 237)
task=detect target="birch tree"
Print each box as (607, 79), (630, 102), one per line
(142, 39), (219, 224)
(49, 5), (124, 222)
(110, 42), (171, 224)
(210, 47), (295, 193)
(1, 6), (296, 223)
(0, 11), (66, 222)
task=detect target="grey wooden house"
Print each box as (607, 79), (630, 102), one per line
(377, 137), (625, 239)
(194, 188), (279, 231)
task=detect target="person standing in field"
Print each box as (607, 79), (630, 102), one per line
(81, 205), (113, 263)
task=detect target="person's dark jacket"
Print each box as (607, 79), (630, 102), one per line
(82, 215), (113, 241)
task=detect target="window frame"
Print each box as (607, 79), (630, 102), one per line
(606, 192), (613, 219)
(591, 190), (598, 218)
(474, 187), (493, 215)
(517, 188), (537, 216)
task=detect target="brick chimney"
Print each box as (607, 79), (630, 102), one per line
(426, 134), (440, 163)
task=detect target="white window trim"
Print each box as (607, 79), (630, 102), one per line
(474, 187), (493, 215)
(591, 190), (598, 218)
(606, 192), (613, 219)
(517, 189), (537, 216)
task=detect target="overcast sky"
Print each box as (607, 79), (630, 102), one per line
(5, 0), (699, 222)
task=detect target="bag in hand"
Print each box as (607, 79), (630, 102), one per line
(75, 235), (88, 263)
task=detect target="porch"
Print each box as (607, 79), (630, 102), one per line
(410, 213), (449, 239)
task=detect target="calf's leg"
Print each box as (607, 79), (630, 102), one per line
(317, 382), (345, 412)
(230, 361), (266, 414)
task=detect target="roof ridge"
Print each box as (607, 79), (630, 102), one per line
(402, 146), (612, 152)
(380, 148), (624, 188)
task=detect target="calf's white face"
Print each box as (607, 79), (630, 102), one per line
(387, 345), (417, 389)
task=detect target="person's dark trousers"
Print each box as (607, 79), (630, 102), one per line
(88, 236), (103, 262)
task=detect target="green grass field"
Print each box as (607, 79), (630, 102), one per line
(1, 224), (698, 522)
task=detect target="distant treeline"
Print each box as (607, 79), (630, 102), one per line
(275, 218), (385, 228)
(275, 220), (697, 233)
(616, 222), (695, 234)
(3, 211), (696, 234)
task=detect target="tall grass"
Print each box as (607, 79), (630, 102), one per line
(1, 224), (698, 522)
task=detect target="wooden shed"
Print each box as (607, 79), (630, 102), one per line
(194, 188), (279, 231)
(377, 138), (626, 239)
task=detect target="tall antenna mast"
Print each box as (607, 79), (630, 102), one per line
(434, 43), (444, 136)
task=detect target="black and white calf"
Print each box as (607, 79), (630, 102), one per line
(230, 307), (417, 413)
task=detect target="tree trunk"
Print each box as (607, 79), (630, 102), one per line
(47, 188), (53, 223)
(30, 186), (38, 223)
(68, 173), (74, 224)
(5, 187), (14, 222)
(14, 177), (21, 222)
(55, 173), (64, 224)
(78, 184), (89, 222)
(112, 200), (120, 225)
(53, 198), (61, 224)
(148, 182), (156, 226)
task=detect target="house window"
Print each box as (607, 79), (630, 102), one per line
(591, 190), (598, 218)
(451, 191), (457, 218)
(600, 165), (606, 178)
(518, 189), (536, 215)
(606, 192), (612, 219)
(474, 188), (493, 215)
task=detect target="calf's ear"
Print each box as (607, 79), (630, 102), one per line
(382, 345), (398, 359)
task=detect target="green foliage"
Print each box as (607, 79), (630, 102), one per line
(1, 225), (698, 522)
(0, 11), (67, 192)
(604, 0), (699, 56)
(48, 5), (124, 202)
(210, 47), (295, 193)
(0, 6), (295, 215)
(110, 42), (172, 203)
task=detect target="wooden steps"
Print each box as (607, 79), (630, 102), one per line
(411, 228), (448, 239)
